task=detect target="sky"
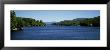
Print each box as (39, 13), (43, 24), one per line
(14, 10), (100, 22)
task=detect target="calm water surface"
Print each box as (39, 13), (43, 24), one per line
(11, 25), (100, 40)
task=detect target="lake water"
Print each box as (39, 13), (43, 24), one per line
(11, 25), (100, 40)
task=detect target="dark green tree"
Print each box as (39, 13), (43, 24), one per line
(11, 11), (46, 31)
(11, 10), (17, 30)
(53, 16), (100, 27)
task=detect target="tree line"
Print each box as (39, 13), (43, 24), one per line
(11, 11), (46, 31)
(11, 10), (100, 31)
(52, 16), (100, 27)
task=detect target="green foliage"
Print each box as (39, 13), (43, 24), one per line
(11, 10), (17, 30)
(92, 16), (100, 26)
(11, 11), (46, 31)
(22, 18), (46, 26)
(53, 16), (100, 27)
(16, 17), (24, 28)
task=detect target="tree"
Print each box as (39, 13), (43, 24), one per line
(16, 17), (24, 28)
(11, 11), (46, 31)
(11, 10), (17, 30)
(92, 16), (100, 26)
(53, 16), (100, 27)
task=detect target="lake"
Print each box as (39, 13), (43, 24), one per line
(11, 25), (100, 40)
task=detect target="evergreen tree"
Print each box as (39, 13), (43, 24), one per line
(11, 10), (17, 30)
(11, 11), (46, 31)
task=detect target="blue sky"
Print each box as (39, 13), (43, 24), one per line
(14, 10), (100, 22)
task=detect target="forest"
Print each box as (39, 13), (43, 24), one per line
(52, 16), (100, 27)
(11, 11), (46, 31)
(11, 10), (100, 31)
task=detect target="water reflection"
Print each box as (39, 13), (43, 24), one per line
(11, 25), (100, 40)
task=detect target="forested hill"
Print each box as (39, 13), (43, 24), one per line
(11, 11), (46, 31)
(52, 16), (100, 27)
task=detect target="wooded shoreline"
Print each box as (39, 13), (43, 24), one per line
(11, 11), (46, 31)
(11, 10), (100, 31)
(52, 16), (100, 27)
